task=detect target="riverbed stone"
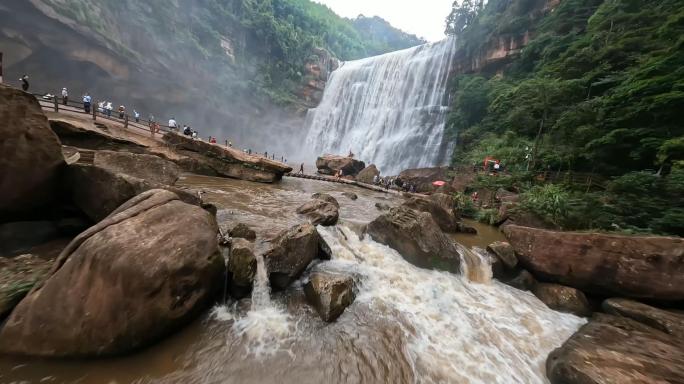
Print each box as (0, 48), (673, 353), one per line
(311, 193), (340, 208)
(342, 192), (358, 200)
(316, 155), (366, 176)
(304, 271), (355, 322)
(0, 84), (66, 221)
(297, 198), (339, 226)
(229, 223), (257, 241)
(356, 164), (380, 184)
(401, 197), (461, 233)
(367, 206), (462, 274)
(93, 150), (180, 185)
(504, 225), (684, 302)
(227, 238), (257, 298)
(532, 283), (592, 317)
(486, 241), (517, 269)
(0, 189), (224, 357)
(505, 269), (537, 291)
(547, 312), (684, 384)
(263, 224), (320, 290)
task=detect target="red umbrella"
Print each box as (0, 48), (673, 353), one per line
(432, 180), (446, 187)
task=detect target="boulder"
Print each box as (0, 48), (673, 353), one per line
(532, 283), (592, 317)
(547, 312), (684, 384)
(401, 197), (460, 233)
(311, 193), (340, 208)
(315, 155), (366, 176)
(227, 238), (256, 298)
(0, 254), (52, 320)
(164, 133), (292, 183)
(367, 206), (462, 274)
(229, 223), (257, 241)
(263, 224), (320, 290)
(375, 202), (391, 211)
(602, 298), (684, 338)
(304, 272), (355, 322)
(296, 199), (339, 226)
(356, 164), (380, 184)
(429, 193), (460, 219)
(504, 225), (684, 301)
(486, 241), (517, 269)
(0, 84), (65, 221)
(0, 189), (224, 357)
(397, 167), (447, 193)
(64, 164), (200, 222)
(49, 119), (148, 153)
(342, 192), (358, 201)
(506, 269), (537, 291)
(94, 150), (180, 185)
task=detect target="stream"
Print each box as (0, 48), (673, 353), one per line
(0, 175), (585, 384)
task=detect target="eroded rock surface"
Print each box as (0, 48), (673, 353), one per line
(316, 155), (366, 176)
(304, 271), (355, 322)
(297, 197), (340, 226)
(263, 224), (320, 290)
(532, 283), (592, 317)
(0, 189), (224, 357)
(94, 150), (180, 185)
(356, 164), (380, 184)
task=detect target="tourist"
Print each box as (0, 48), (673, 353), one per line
(210, 137), (217, 144)
(192, 130), (198, 139)
(105, 101), (113, 117)
(19, 75), (29, 91)
(299, 163), (304, 174)
(82, 93), (92, 114)
(134, 110), (140, 122)
(348, 149), (354, 158)
(265, 151), (268, 158)
(61, 87), (68, 105)
(228, 141), (232, 147)
(373, 175), (379, 185)
(168, 117), (178, 131)
(149, 114), (155, 123)
(118, 105), (126, 119)
(248, 149), (252, 155)
(494, 160), (501, 173)
(183, 125), (192, 136)
(98, 101), (105, 114)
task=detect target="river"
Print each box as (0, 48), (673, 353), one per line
(0, 175), (585, 384)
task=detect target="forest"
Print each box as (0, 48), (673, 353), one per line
(445, 0), (684, 235)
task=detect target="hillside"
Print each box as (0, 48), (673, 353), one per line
(0, 0), (423, 156)
(445, 0), (684, 235)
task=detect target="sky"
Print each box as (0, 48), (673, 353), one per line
(314, 0), (455, 42)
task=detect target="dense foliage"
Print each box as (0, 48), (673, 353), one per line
(445, 0), (684, 235)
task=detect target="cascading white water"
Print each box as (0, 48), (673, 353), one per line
(304, 38), (457, 175)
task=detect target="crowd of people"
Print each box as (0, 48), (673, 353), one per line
(371, 175), (417, 192)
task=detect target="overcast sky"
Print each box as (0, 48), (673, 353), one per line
(315, 0), (454, 42)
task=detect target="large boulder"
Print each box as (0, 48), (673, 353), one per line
(486, 241), (517, 269)
(367, 206), (462, 273)
(229, 223), (257, 241)
(296, 198), (340, 226)
(0, 84), (65, 221)
(64, 163), (200, 222)
(532, 283), (592, 317)
(164, 133), (292, 183)
(397, 167), (447, 193)
(429, 193), (460, 219)
(602, 298), (684, 338)
(263, 224), (320, 290)
(356, 164), (380, 184)
(227, 238), (257, 298)
(402, 197), (460, 233)
(0, 254), (52, 320)
(547, 311), (684, 384)
(304, 271), (355, 322)
(316, 155), (366, 176)
(94, 150), (180, 185)
(504, 225), (684, 302)
(0, 190), (224, 357)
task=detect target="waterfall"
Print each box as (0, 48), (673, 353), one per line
(304, 38), (457, 176)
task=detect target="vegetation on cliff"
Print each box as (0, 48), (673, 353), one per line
(445, 0), (684, 235)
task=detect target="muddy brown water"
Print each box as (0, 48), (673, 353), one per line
(0, 175), (584, 384)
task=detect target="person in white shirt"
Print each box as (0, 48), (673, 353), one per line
(168, 117), (178, 131)
(82, 93), (92, 113)
(105, 102), (113, 117)
(61, 88), (68, 105)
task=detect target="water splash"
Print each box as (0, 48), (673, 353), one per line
(304, 38), (457, 175)
(214, 254), (296, 358)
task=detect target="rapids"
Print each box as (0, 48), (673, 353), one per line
(0, 175), (585, 384)
(304, 38), (457, 175)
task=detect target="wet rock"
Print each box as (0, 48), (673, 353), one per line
(602, 298), (684, 338)
(456, 223), (478, 234)
(356, 164), (380, 184)
(94, 150), (180, 185)
(486, 241), (517, 269)
(64, 163), (200, 222)
(505, 269), (537, 291)
(0, 189), (224, 357)
(367, 206), (462, 274)
(342, 192), (358, 200)
(429, 193), (460, 218)
(375, 202), (391, 211)
(263, 224), (320, 290)
(547, 313), (684, 384)
(296, 199), (339, 226)
(304, 271), (355, 322)
(229, 223), (257, 241)
(532, 283), (592, 317)
(318, 235), (333, 260)
(315, 155), (366, 176)
(0, 254), (52, 319)
(227, 238), (256, 298)
(0, 84), (65, 221)
(311, 193), (340, 208)
(397, 167), (447, 193)
(401, 197), (460, 233)
(504, 225), (684, 302)
(165, 133), (292, 183)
